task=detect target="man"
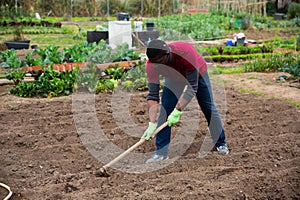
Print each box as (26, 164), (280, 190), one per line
(142, 39), (229, 163)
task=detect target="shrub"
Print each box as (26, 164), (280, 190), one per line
(290, 17), (300, 27)
(278, 59), (300, 78)
(266, 1), (277, 16)
(287, 2), (300, 19)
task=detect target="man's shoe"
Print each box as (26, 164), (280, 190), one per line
(146, 154), (169, 163)
(216, 145), (229, 154)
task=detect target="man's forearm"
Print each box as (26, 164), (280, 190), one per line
(148, 100), (159, 122)
(175, 98), (190, 111)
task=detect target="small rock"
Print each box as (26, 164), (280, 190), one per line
(64, 183), (78, 193)
(187, 185), (193, 190)
(53, 171), (60, 176)
(86, 164), (92, 169)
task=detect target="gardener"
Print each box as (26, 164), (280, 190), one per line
(142, 39), (229, 163)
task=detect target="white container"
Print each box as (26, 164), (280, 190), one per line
(134, 21), (143, 31)
(35, 13), (41, 20)
(108, 21), (132, 49)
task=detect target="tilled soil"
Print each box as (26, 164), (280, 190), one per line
(0, 82), (299, 199)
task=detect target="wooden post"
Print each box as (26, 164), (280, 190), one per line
(263, 0), (267, 17)
(256, 0), (259, 15)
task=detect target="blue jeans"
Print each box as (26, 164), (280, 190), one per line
(155, 72), (227, 155)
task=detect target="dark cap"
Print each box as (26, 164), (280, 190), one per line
(146, 39), (170, 62)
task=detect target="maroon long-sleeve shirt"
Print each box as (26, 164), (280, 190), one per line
(146, 41), (207, 102)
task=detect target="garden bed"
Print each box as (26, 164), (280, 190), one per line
(0, 20), (62, 28)
(0, 74), (299, 199)
(0, 8), (299, 199)
(21, 60), (139, 72)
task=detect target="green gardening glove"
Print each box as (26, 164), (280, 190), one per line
(167, 108), (182, 126)
(142, 122), (157, 140)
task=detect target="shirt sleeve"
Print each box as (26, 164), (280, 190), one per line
(182, 69), (198, 102)
(146, 61), (160, 102)
(147, 82), (160, 102)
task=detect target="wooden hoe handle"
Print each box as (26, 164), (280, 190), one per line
(102, 121), (169, 170)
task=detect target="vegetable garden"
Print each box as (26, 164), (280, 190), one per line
(0, 1), (300, 199)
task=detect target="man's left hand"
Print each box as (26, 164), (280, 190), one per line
(167, 108), (182, 126)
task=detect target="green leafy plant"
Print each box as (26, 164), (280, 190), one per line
(205, 53), (275, 63)
(120, 60), (149, 91)
(36, 65), (77, 97)
(9, 82), (37, 97)
(13, 25), (25, 41)
(35, 44), (64, 65)
(0, 40), (140, 71)
(63, 42), (96, 63)
(196, 45), (274, 57)
(104, 66), (126, 80)
(1, 48), (28, 86)
(88, 40), (114, 64)
(25, 51), (43, 66)
(113, 43), (140, 62)
(74, 63), (101, 93)
(243, 52), (297, 72)
(156, 13), (227, 41)
(95, 78), (118, 93)
(278, 59), (300, 78)
(9, 65), (79, 97)
(5, 69), (27, 86)
(290, 17), (300, 27)
(0, 49), (27, 68)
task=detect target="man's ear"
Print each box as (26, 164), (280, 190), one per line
(166, 45), (170, 54)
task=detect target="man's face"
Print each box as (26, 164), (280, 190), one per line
(150, 53), (169, 65)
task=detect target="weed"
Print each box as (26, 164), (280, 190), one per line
(239, 88), (248, 93)
(247, 75), (261, 80)
(291, 102), (300, 109)
(252, 91), (264, 96)
(209, 65), (244, 75)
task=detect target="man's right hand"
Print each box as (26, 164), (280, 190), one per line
(141, 122), (157, 140)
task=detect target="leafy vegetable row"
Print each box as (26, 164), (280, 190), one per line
(196, 44), (274, 56)
(0, 40), (140, 69)
(9, 60), (149, 98)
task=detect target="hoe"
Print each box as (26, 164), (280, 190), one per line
(97, 121), (168, 177)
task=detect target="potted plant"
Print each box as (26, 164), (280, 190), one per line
(5, 25), (30, 50)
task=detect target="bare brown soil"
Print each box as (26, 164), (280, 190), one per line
(0, 73), (299, 199)
(216, 72), (300, 105)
